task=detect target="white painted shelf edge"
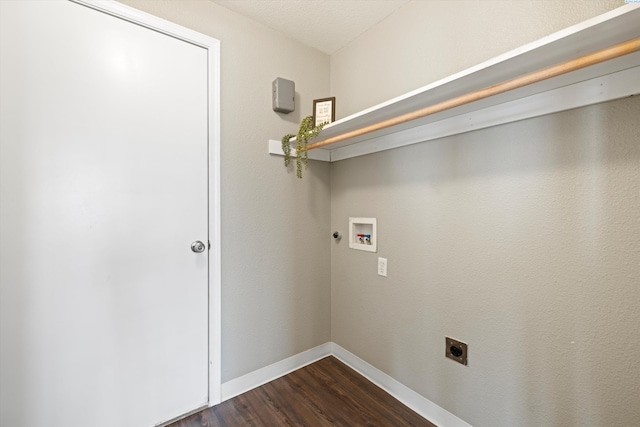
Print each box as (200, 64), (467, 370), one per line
(268, 139), (331, 161)
(269, 4), (640, 163)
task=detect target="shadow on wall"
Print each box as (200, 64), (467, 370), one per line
(333, 97), (640, 192)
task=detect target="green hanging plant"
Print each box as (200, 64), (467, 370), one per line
(281, 116), (325, 179)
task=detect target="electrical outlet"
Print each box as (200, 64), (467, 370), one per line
(446, 337), (468, 365)
(377, 257), (387, 277)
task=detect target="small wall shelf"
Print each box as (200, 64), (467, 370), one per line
(269, 4), (640, 163)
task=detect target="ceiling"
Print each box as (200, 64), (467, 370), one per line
(209, 0), (411, 55)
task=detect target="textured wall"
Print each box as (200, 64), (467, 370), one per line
(331, 97), (640, 426)
(119, 0), (332, 383)
(113, 2), (640, 425)
(331, 0), (624, 118)
(330, 1), (639, 426)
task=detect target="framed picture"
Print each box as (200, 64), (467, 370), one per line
(312, 97), (335, 127)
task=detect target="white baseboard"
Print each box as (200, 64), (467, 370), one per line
(331, 343), (472, 427)
(220, 342), (332, 401)
(220, 341), (472, 427)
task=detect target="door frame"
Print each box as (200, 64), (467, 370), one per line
(72, 0), (222, 406)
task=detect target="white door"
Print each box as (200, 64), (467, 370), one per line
(0, 1), (217, 426)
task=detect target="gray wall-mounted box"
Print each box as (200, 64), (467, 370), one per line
(272, 77), (295, 113)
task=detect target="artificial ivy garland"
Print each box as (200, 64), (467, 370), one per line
(281, 116), (325, 179)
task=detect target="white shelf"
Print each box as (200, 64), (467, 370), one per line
(269, 4), (640, 163)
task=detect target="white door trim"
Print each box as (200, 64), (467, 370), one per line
(71, 0), (222, 406)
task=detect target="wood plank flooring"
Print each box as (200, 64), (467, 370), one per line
(170, 356), (436, 427)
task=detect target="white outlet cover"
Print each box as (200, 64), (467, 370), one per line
(378, 257), (387, 277)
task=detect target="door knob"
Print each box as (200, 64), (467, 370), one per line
(191, 241), (206, 253)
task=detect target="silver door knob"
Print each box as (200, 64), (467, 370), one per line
(191, 241), (206, 253)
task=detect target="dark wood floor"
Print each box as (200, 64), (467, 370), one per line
(170, 356), (436, 427)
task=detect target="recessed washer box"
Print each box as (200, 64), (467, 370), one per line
(349, 217), (377, 252)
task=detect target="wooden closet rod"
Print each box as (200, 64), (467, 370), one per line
(306, 36), (640, 151)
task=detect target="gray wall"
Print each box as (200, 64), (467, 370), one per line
(120, 0), (332, 383)
(331, 0), (623, 117)
(330, 1), (639, 426)
(118, 1), (640, 425)
(331, 98), (640, 426)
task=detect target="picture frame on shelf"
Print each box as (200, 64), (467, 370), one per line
(312, 97), (335, 127)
